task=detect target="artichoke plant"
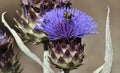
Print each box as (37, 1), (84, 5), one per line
(35, 7), (97, 72)
(0, 30), (22, 73)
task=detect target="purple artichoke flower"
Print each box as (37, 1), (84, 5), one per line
(35, 8), (97, 40)
(35, 8), (97, 70)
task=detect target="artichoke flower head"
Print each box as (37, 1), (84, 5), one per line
(35, 7), (97, 70)
(0, 30), (22, 73)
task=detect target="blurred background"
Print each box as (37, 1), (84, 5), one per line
(0, 0), (120, 73)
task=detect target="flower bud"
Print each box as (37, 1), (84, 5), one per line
(0, 30), (22, 73)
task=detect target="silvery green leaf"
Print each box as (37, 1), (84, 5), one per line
(93, 7), (113, 73)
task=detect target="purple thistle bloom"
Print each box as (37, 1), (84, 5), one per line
(35, 8), (97, 41)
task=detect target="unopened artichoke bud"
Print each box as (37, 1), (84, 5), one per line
(35, 8), (97, 70)
(0, 30), (22, 73)
(14, 0), (47, 44)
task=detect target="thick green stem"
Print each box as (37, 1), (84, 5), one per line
(43, 42), (49, 51)
(43, 42), (50, 73)
(63, 69), (70, 73)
